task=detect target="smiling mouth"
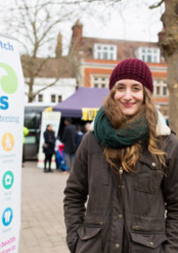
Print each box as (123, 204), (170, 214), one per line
(122, 103), (135, 107)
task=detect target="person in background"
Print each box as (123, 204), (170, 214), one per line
(43, 124), (55, 173)
(22, 126), (29, 167)
(62, 118), (76, 172)
(75, 125), (84, 151)
(55, 138), (67, 173)
(84, 122), (91, 133)
(63, 59), (178, 253)
(55, 137), (62, 169)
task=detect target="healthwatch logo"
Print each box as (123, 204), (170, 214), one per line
(0, 63), (18, 110)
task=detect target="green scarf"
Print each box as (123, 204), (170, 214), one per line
(94, 107), (149, 148)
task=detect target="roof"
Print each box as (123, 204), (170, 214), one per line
(79, 37), (164, 63)
(21, 56), (75, 78)
(53, 87), (109, 118)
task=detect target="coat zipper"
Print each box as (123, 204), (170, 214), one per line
(132, 225), (162, 232)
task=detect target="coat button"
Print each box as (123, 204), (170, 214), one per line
(118, 214), (123, 219)
(149, 241), (154, 246)
(152, 162), (156, 167)
(115, 243), (120, 248)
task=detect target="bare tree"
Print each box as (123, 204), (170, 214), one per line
(2, 0), (82, 102)
(1, 0), (118, 102)
(152, 0), (178, 134)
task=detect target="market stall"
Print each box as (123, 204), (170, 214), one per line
(53, 87), (109, 120)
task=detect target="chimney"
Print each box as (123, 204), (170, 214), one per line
(55, 33), (62, 57)
(70, 20), (83, 51)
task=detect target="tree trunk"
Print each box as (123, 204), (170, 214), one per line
(28, 77), (35, 103)
(167, 54), (178, 132)
(159, 0), (178, 133)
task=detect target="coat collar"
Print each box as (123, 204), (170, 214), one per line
(90, 110), (170, 136)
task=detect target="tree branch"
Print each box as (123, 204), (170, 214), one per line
(149, 0), (164, 9)
(33, 58), (50, 77)
(33, 78), (60, 95)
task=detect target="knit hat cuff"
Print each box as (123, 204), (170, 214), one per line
(109, 59), (154, 93)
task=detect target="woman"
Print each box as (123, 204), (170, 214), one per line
(63, 59), (178, 253)
(43, 124), (55, 173)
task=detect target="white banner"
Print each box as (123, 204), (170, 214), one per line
(37, 111), (61, 169)
(0, 35), (24, 253)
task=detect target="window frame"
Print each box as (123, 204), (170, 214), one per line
(94, 44), (117, 60)
(38, 94), (43, 102)
(51, 94), (56, 103)
(91, 74), (109, 88)
(138, 47), (160, 63)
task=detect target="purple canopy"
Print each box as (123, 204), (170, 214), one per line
(53, 87), (109, 118)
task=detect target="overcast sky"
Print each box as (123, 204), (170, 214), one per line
(84, 2), (163, 42)
(0, 0), (164, 55)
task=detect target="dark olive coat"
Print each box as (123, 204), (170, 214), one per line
(64, 131), (178, 253)
(43, 129), (55, 155)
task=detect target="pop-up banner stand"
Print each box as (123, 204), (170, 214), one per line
(37, 111), (61, 169)
(0, 34), (24, 253)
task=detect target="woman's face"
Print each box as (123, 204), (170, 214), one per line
(114, 79), (144, 116)
(47, 125), (52, 131)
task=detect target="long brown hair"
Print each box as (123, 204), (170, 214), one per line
(103, 86), (166, 173)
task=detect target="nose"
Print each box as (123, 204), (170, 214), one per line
(123, 89), (132, 100)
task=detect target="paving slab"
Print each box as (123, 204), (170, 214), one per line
(19, 162), (70, 253)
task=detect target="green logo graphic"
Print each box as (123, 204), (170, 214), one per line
(2, 171), (14, 190)
(0, 63), (18, 94)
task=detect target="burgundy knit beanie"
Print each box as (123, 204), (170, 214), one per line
(109, 58), (153, 93)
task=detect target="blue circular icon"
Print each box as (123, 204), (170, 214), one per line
(2, 207), (13, 226)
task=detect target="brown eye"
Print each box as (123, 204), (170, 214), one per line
(133, 86), (140, 91)
(117, 86), (124, 90)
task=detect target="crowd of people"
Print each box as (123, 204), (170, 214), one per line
(42, 121), (90, 173)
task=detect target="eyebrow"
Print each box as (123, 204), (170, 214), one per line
(132, 83), (142, 86)
(116, 82), (142, 86)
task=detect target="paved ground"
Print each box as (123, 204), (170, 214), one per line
(19, 162), (70, 253)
